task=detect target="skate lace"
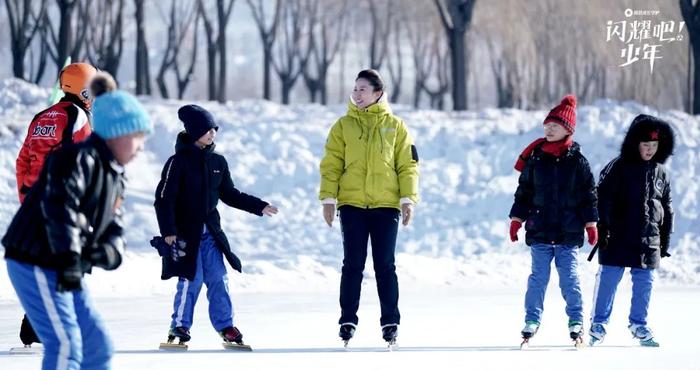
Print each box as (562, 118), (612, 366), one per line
(631, 325), (653, 340)
(591, 323), (606, 334)
(590, 323), (606, 339)
(522, 322), (539, 333)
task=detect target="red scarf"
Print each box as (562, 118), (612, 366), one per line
(514, 137), (573, 172)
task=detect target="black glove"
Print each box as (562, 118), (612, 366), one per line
(150, 236), (186, 262)
(89, 243), (123, 270)
(661, 247), (671, 258)
(57, 262), (82, 292)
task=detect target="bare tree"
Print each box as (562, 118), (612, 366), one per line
(5, 0), (47, 81)
(302, 0), (347, 104)
(422, 33), (450, 109)
(407, 1), (450, 109)
(406, 6), (429, 108)
(29, 22), (51, 83)
(199, 0), (236, 103)
(367, 0), (393, 70)
(156, 0), (199, 99)
(385, 14), (404, 103)
(486, 37), (515, 108)
(134, 0), (152, 95)
(271, 0), (313, 104)
(434, 0), (476, 111)
(45, 0), (88, 70)
(83, 0), (124, 77)
(681, 0), (700, 114)
(247, 0), (281, 100)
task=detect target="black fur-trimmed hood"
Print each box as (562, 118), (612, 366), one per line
(620, 114), (675, 164)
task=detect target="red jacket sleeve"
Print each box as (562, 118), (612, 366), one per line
(16, 123), (34, 202)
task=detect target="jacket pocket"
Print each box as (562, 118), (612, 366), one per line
(344, 147), (361, 170)
(380, 127), (397, 163)
(650, 199), (664, 225)
(525, 209), (542, 232)
(562, 209), (584, 232)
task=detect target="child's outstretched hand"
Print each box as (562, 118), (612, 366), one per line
(262, 205), (279, 216)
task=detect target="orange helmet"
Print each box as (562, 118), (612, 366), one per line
(60, 63), (98, 103)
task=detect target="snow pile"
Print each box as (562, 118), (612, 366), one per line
(0, 80), (698, 300)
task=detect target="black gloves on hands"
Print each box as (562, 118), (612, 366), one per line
(150, 236), (187, 262)
(57, 253), (83, 292)
(89, 243), (123, 270)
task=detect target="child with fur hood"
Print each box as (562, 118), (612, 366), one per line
(588, 114), (675, 347)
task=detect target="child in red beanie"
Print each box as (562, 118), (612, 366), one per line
(508, 95), (599, 347)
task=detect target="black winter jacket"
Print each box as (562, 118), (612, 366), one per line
(597, 115), (674, 269)
(154, 131), (268, 280)
(3, 134), (126, 273)
(509, 142), (598, 247)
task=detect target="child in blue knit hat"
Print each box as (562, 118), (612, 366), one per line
(3, 89), (152, 370)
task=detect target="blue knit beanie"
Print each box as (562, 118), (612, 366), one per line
(92, 91), (153, 139)
(178, 104), (218, 141)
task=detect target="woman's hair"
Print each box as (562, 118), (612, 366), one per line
(356, 69), (384, 92)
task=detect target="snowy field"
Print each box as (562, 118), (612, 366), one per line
(0, 78), (698, 369)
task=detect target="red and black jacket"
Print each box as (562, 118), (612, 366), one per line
(16, 94), (92, 202)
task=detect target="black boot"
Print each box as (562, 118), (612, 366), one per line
(220, 326), (244, 345)
(168, 326), (191, 343)
(20, 315), (40, 345)
(382, 324), (398, 343)
(339, 324), (356, 341)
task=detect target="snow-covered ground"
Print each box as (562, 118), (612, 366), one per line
(0, 78), (698, 369)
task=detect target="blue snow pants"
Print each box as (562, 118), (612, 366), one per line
(170, 229), (234, 331)
(7, 259), (113, 370)
(591, 265), (654, 326)
(524, 244), (584, 324)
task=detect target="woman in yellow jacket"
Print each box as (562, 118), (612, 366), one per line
(319, 69), (419, 346)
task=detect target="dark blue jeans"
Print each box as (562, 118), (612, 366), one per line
(338, 206), (401, 326)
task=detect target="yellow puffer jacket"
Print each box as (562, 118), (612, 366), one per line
(319, 97), (419, 210)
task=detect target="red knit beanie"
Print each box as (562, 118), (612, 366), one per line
(544, 95), (577, 133)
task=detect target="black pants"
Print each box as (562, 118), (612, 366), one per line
(338, 205), (400, 326)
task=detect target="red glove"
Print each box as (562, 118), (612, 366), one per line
(586, 226), (598, 246)
(510, 220), (522, 242)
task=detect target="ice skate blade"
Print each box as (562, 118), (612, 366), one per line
(222, 342), (252, 351)
(159, 342), (188, 351)
(9, 346), (43, 355)
(639, 339), (659, 348)
(387, 340), (398, 351)
(574, 338), (585, 349)
(520, 338), (530, 350)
